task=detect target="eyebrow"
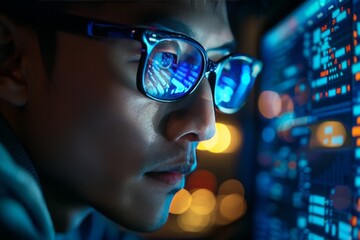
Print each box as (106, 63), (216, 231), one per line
(207, 41), (237, 54)
(150, 18), (195, 38)
(151, 19), (237, 54)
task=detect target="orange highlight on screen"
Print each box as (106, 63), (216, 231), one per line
(351, 216), (357, 227)
(346, 44), (351, 53)
(352, 126), (360, 137)
(357, 138), (360, 147)
(320, 70), (329, 77)
(356, 73), (360, 81)
(321, 24), (327, 32)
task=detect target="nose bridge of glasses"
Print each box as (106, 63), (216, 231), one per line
(204, 60), (218, 78)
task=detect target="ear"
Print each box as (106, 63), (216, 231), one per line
(0, 15), (27, 107)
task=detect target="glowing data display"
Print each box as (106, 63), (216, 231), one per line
(257, 0), (360, 239)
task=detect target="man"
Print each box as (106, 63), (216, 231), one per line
(0, 0), (261, 239)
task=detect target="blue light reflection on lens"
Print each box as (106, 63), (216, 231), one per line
(241, 65), (251, 85)
(216, 76), (235, 103)
(144, 41), (203, 100)
(215, 59), (255, 113)
(232, 65), (251, 103)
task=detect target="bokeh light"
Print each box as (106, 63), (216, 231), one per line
(310, 121), (347, 148)
(218, 179), (245, 196)
(197, 123), (231, 153)
(224, 124), (243, 153)
(173, 179), (249, 232)
(197, 128), (219, 151)
(177, 208), (212, 232)
(186, 169), (218, 193)
(258, 90), (282, 119)
(280, 94), (294, 114)
(169, 189), (192, 214)
(262, 126), (276, 143)
(213, 195), (233, 226)
(197, 122), (242, 154)
(189, 189), (217, 215)
(219, 194), (247, 221)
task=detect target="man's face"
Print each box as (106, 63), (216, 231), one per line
(23, 0), (234, 232)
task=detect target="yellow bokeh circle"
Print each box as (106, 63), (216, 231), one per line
(177, 209), (212, 232)
(219, 193), (247, 221)
(169, 189), (192, 214)
(189, 189), (216, 215)
(218, 179), (245, 196)
(198, 123), (233, 153)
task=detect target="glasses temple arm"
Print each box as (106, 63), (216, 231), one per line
(29, 14), (139, 40)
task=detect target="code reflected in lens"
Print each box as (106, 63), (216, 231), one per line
(143, 40), (204, 100)
(215, 59), (256, 114)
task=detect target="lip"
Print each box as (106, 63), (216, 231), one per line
(145, 172), (184, 186)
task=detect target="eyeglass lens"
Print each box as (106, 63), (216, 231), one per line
(215, 58), (256, 113)
(143, 40), (204, 100)
(143, 38), (258, 113)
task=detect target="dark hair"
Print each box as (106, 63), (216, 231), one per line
(0, 0), (66, 78)
(1, 0), (226, 78)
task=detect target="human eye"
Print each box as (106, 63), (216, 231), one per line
(150, 41), (180, 69)
(152, 51), (178, 69)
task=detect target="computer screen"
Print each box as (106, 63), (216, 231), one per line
(256, 0), (360, 239)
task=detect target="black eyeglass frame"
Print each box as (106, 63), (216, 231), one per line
(32, 14), (262, 112)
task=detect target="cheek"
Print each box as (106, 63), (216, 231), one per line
(30, 33), (175, 230)
(48, 34), (152, 162)
(47, 75), (157, 182)
(35, 34), (160, 188)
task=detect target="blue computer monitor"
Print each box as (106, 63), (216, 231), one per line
(256, 0), (360, 239)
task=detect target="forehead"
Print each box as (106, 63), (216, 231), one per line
(66, 1), (227, 25)
(66, 0), (232, 49)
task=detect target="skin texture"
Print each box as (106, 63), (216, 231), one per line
(0, 0), (234, 233)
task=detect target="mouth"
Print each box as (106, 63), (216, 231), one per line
(145, 171), (184, 186)
(144, 144), (197, 188)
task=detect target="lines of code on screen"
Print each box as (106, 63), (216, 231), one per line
(257, 0), (360, 239)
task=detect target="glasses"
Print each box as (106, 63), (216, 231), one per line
(39, 14), (262, 114)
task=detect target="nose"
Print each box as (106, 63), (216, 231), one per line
(164, 78), (216, 142)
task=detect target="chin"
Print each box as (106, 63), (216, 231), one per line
(127, 198), (172, 232)
(98, 194), (173, 233)
(109, 208), (170, 233)
(137, 213), (169, 233)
